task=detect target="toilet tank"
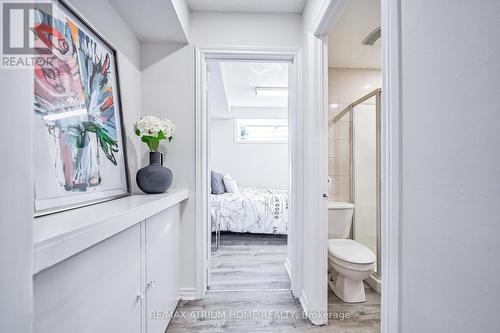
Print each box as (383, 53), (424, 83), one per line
(328, 202), (355, 239)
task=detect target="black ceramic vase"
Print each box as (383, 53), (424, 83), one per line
(136, 152), (173, 194)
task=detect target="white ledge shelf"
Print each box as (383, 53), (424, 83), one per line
(33, 189), (189, 274)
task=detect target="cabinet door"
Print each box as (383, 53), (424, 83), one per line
(34, 224), (143, 333)
(145, 205), (180, 333)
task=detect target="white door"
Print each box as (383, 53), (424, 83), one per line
(318, 35), (330, 323)
(206, 61), (212, 288)
(300, 35), (329, 325)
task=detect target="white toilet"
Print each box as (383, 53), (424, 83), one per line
(328, 201), (376, 303)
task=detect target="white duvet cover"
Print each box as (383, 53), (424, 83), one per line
(210, 187), (288, 235)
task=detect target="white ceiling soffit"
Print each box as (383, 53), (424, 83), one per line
(328, 0), (381, 68)
(219, 62), (289, 108)
(186, 0), (306, 13)
(109, 0), (188, 43)
(208, 62), (231, 116)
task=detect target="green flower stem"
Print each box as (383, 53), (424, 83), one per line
(136, 130), (172, 152)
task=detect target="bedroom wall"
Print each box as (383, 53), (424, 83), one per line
(210, 118), (288, 189)
(141, 11), (303, 295)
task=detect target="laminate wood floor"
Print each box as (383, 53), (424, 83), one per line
(209, 232), (290, 291)
(167, 233), (380, 332)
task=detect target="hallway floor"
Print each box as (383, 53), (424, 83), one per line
(167, 233), (380, 332)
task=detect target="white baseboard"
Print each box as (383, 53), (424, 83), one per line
(299, 289), (327, 326)
(179, 287), (196, 300)
(365, 273), (381, 293)
(299, 289), (310, 318)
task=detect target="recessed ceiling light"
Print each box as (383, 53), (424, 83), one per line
(255, 87), (288, 97)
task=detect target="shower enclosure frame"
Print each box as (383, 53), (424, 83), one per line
(333, 88), (382, 278)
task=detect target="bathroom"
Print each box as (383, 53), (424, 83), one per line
(326, 0), (382, 327)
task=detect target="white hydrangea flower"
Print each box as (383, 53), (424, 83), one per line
(161, 118), (175, 138)
(134, 115), (175, 140)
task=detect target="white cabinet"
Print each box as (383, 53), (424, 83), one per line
(33, 197), (185, 333)
(34, 223), (143, 333)
(145, 207), (180, 333)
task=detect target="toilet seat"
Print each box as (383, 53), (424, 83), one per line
(328, 239), (376, 264)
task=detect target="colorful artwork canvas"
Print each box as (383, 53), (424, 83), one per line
(33, 1), (129, 215)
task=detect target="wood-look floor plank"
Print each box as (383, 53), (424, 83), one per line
(210, 232), (290, 291)
(168, 233), (380, 332)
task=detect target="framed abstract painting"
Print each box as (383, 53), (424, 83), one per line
(33, 1), (130, 216)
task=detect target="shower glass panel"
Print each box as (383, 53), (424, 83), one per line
(352, 91), (381, 276)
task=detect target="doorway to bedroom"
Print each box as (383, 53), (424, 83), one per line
(207, 60), (290, 291)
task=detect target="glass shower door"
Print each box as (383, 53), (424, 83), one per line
(352, 93), (381, 275)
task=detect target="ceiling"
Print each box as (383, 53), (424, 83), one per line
(217, 62), (289, 108)
(328, 0), (381, 68)
(186, 0), (306, 13)
(109, 0), (188, 42)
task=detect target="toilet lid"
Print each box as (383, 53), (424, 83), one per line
(328, 239), (376, 264)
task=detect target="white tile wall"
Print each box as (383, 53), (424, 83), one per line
(328, 67), (381, 201)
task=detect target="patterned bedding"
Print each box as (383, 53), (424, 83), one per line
(210, 187), (288, 235)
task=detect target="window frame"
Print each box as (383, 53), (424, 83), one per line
(233, 117), (289, 144)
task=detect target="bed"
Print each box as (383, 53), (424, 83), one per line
(210, 187), (288, 235)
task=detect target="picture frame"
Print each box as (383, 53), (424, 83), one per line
(33, 0), (130, 217)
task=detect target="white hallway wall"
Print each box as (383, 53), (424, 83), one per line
(210, 119), (288, 189)
(0, 53), (34, 333)
(6, 1), (499, 330)
(141, 11), (303, 292)
(67, 0), (143, 194)
(305, 0), (500, 329)
(400, 0), (500, 332)
(0, 1), (143, 332)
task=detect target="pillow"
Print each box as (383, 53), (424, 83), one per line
(211, 171), (226, 194)
(223, 174), (239, 193)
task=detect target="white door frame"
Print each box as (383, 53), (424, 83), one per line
(309, 0), (401, 331)
(194, 46), (303, 299)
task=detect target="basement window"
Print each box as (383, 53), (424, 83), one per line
(234, 118), (288, 143)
